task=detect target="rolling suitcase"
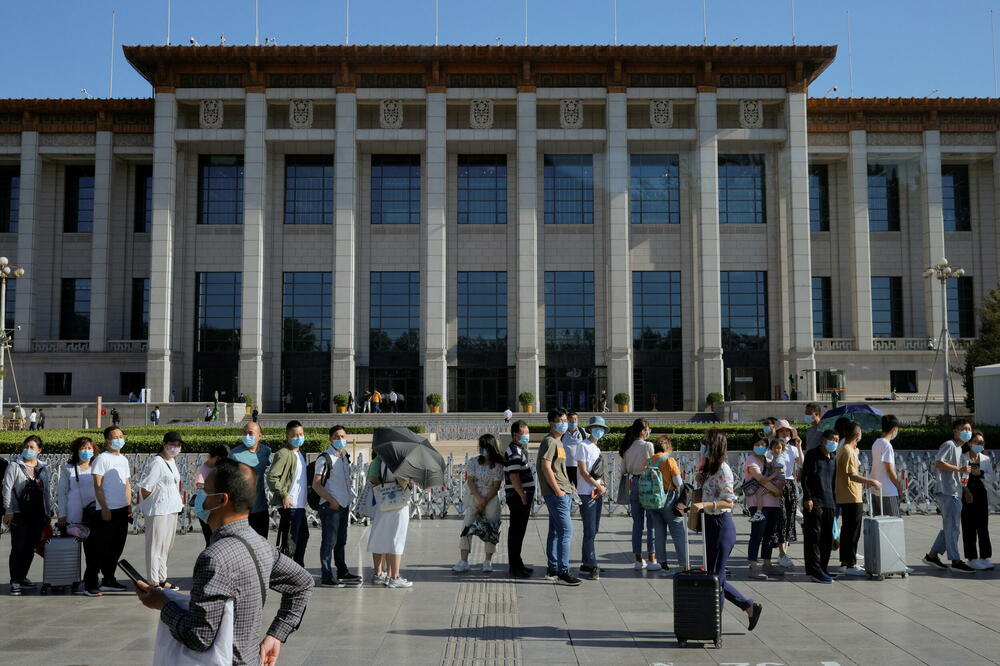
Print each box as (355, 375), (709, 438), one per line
(863, 491), (908, 581)
(673, 511), (722, 648)
(41, 532), (81, 594)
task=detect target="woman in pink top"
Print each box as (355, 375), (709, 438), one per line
(743, 439), (785, 579)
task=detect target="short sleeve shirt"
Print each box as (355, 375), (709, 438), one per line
(230, 443), (272, 514)
(650, 454), (681, 492)
(466, 459), (503, 495)
(744, 455), (781, 507)
(623, 440), (655, 475)
(314, 449), (355, 508)
(575, 441), (603, 496)
(702, 463), (736, 513)
(139, 456), (183, 516)
(871, 437), (899, 497)
(935, 440), (962, 498)
(783, 444), (800, 479)
(537, 435), (574, 497)
(835, 445), (863, 504)
(91, 452), (131, 510)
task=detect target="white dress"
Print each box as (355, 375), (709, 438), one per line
(367, 463), (410, 555)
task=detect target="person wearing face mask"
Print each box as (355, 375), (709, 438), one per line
(803, 403), (824, 452)
(744, 436), (785, 579)
(453, 434), (504, 574)
(801, 430), (840, 583)
(138, 432), (185, 589)
(267, 421), (310, 566)
(772, 420), (801, 569)
(91, 426), (133, 592)
(562, 411), (585, 488)
(503, 420), (535, 578)
(871, 415), (904, 517)
(57, 436), (102, 595)
(195, 444), (231, 546)
(230, 421), (272, 538)
(960, 431), (994, 570)
(834, 420), (881, 576)
(538, 408), (581, 585)
(923, 418), (977, 573)
(575, 417), (609, 580)
(313, 425), (362, 587)
(620, 418), (658, 571)
(2, 435), (51, 596)
(760, 417), (778, 441)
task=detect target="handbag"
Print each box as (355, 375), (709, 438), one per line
(153, 590), (234, 665)
(615, 474), (631, 506)
(687, 487), (703, 533)
(375, 464), (408, 513)
(357, 482), (377, 518)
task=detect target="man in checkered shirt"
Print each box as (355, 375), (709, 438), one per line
(136, 459), (313, 665)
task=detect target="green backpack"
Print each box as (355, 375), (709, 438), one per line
(637, 459), (667, 510)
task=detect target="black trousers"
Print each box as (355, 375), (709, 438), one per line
(962, 486), (992, 560)
(248, 510), (269, 539)
(838, 502), (863, 567)
(803, 505), (835, 576)
(506, 491), (533, 570)
(567, 467), (578, 488)
(278, 508), (309, 566)
(93, 507), (130, 583)
(81, 521), (103, 590)
(8, 513), (44, 583)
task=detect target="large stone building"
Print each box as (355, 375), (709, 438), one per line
(0, 44), (993, 412)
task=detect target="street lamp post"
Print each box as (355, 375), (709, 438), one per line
(923, 258), (964, 420)
(0, 257), (25, 423)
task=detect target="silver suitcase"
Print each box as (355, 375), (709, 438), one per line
(863, 493), (908, 580)
(42, 536), (81, 594)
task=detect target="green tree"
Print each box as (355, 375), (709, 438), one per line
(962, 286), (1000, 411)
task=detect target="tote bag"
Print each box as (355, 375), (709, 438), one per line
(153, 589), (234, 666)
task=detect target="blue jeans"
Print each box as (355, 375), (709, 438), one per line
(579, 494), (603, 568)
(318, 504), (350, 581)
(628, 477), (655, 555)
(705, 513), (754, 612)
(747, 506), (781, 563)
(650, 505), (689, 569)
(932, 494), (963, 561)
(544, 494), (573, 573)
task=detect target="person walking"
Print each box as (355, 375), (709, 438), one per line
(453, 434), (504, 574)
(91, 426), (133, 592)
(835, 420), (881, 576)
(150, 406), (161, 426)
(136, 459), (313, 666)
(138, 431), (185, 588)
(372, 389), (382, 414)
(538, 408), (581, 585)
(562, 411), (585, 488)
(744, 437), (785, 579)
(647, 434), (689, 576)
(575, 417), (609, 580)
(801, 429), (839, 583)
(313, 425), (362, 587)
(195, 444), (231, 546)
(871, 415), (904, 517)
(57, 436), (102, 595)
(621, 418), (659, 571)
(961, 431), (994, 570)
(362, 389), (372, 413)
(111, 408), (121, 427)
(305, 392), (314, 414)
(27, 409), (37, 431)
(266, 421), (309, 566)
(690, 429), (763, 632)
(367, 452), (413, 588)
(230, 421), (272, 539)
(37, 409), (45, 430)
(504, 420), (535, 578)
(923, 418), (978, 573)
(347, 390), (355, 414)
(2, 435), (51, 596)
(503, 408), (513, 424)
(600, 390), (609, 413)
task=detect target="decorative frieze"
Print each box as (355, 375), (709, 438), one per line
(809, 133), (848, 146)
(649, 100), (674, 128)
(199, 99), (224, 129)
(469, 99), (494, 129)
(739, 99), (763, 129)
(379, 99), (404, 129)
(559, 99), (583, 129)
(39, 133), (95, 146)
(941, 132), (995, 146)
(868, 132), (922, 146)
(289, 99), (314, 129)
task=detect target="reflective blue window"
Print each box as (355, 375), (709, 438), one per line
(868, 164), (899, 232)
(0, 165), (18, 233)
(372, 155), (420, 224)
(284, 156), (333, 224)
(282, 272), (332, 351)
(630, 154), (680, 224)
(812, 276), (832, 339)
(60, 278), (91, 340)
(871, 276), (903, 338)
(719, 155), (765, 224)
(198, 155), (244, 225)
(809, 164), (829, 232)
(721, 271), (768, 350)
(370, 272), (420, 351)
(632, 272), (681, 350)
(544, 155), (593, 224)
(458, 155), (507, 224)
(545, 271), (595, 351)
(947, 276), (975, 338)
(458, 272), (507, 351)
(195, 272), (242, 351)
(131, 278), (149, 340)
(64, 165), (94, 232)
(942, 164), (971, 232)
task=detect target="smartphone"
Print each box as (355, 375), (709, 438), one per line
(118, 559), (150, 586)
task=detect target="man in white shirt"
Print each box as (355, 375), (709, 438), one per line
(28, 409), (38, 430)
(562, 411), (585, 488)
(503, 408), (513, 424)
(871, 415), (904, 517)
(312, 425), (362, 587)
(91, 425), (133, 591)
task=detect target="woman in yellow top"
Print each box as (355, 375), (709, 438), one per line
(647, 435), (689, 574)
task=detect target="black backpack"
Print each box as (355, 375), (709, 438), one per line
(306, 453), (333, 511)
(18, 473), (44, 516)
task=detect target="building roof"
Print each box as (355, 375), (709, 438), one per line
(808, 97), (1000, 112)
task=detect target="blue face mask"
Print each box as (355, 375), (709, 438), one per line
(555, 422), (569, 434)
(888, 432), (897, 441)
(825, 440), (839, 453)
(110, 438), (125, 451)
(290, 435), (305, 448)
(591, 427), (605, 441)
(242, 434), (256, 447)
(753, 445), (768, 456)
(518, 434), (530, 446)
(763, 426), (772, 435)
(479, 447), (492, 458)
(568, 423), (578, 430)
(193, 491), (223, 523)
(959, 431), (973, 443)
(971, 444), (984, 454)
(21, 449), (37, 461)
(331, 439), (347, 451)
(78, 449), (94, 462)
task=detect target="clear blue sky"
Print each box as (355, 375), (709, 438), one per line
(0, 0), (995, 100)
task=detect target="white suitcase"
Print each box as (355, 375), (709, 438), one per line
(863, 492), (908, 581)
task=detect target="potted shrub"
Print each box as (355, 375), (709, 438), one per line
(613, 392), (630, 412)
(426, 393), (443, 413)
(244, 395), (254, 415)
(518, 392), (535, 413)
(333, 393), (348, 413)
(706, 392), (724, 410)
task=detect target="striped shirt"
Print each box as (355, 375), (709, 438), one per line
(503, 443), (535, 495)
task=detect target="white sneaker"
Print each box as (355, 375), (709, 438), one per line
(371, 572), (388, 586)
(634, 560), (647, 570)
(968, 559), (988, 570)
(387, 576), (413, 588)
(982, 558), (995, 570)
(844, 566), (866, 576)
(646, 561), (662, 571)
(482, 560), (493, 573)
(778, 555), (795, 569)
(452, 560), (470, 573)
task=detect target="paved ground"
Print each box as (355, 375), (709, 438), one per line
(1, 513), (998, 666)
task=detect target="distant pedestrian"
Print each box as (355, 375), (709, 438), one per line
(372, 389), (382, 413)
(389, 390), (398, 413)
(803, 403), (824, 452)
(150, 406), (161, 426)
(27, 409), (37, 431)
(347, 390), (355, 413)
(961, 431), (994, 570)
(138, 431), (184, 588)
(203, 405), (212, 422)
(284, 392), (294, 412)
(2, 435), (51, 596)
(503, 408), (512, 424)
(251, 406), (259, 423)
(111, 407), (121, 427)
(169, 389), (175, 402)
(453, 434), (504, 574)
(305, 392), (314, 413)
(923, 419), (978, 573)
(504, 420), (535, 578)
(362, 389), (372, 413)
(600, 390), (609, 413)
(36, 409), (45, 430)
(562, 411), (584, 488)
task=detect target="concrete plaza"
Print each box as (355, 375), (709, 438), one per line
(0, 512), (997, 665)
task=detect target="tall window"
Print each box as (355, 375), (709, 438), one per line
(868, 164), (900, 231)
(4, 279), (15, 331)
(630, 154), (680, 224)
(632, 271), (681, 350)
(195, 272), (242, 351)
(457, 272), (507, 351)
(64, 165), (95, 232)
(812, 276), (832, 338)
(544, 271), (595, 351)
(284, 156), (333, 224)
(721, 271), (768, 350)
(198, 155), (244, 225)
(282, 272), (332, 351)
(942, 164), (971, 232)
(59, 278), (91, 340)
(948, 275), (975, 338)
(719, 154), (766, 224)
(371, 155), (420, 224)
(871, 276), (903, 338)
(130, 278), (149, 340)
(458, 155), (507, 224)
(544, 154), (593, 224)
(0, 165), (18, 233)
(134, 164), (152, 233)
(809, 164), (830, 231)
(44, 372), (72, 396)
(370, 271), (420, 351)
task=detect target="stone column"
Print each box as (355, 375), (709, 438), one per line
(516, 91), (540, 408)
(423, 91), (448, 411)
(847, 130), (873, 350)
(921, 130), (946, 338)
(332, 92), (358, 399)
(784, 92), (816, 399)
(88, 131), (113, 353)
(146, 92), (178, 400)
(239, 91), (266, 406)
(605, 92), (632, 402)
(694, 91), (724, 404)
(13, 132), (39, 352)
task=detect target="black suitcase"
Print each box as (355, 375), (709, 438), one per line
(672, 512), (722, 648)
